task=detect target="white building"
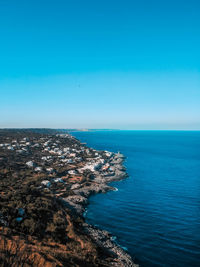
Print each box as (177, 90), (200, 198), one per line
(35, 167), (42, 172)
(26, 161), (35, 168)
(68, 170), (77, 175)
(41, 180), (51, 187)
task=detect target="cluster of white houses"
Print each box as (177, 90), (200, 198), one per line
(0, 137), (40, 154)
(0, 134), (115, 189)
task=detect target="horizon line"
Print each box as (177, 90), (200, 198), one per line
(0, 128), (200, 132)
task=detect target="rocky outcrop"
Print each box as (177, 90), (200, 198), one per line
(83, 223), (138, 267)
(62, 153), (138, 267)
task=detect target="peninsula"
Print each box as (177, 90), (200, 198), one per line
(0, 129), (138, 267)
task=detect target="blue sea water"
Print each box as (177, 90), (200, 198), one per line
(72, 131), (200, 267)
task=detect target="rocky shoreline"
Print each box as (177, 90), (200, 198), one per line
(63, 151), (138, 267)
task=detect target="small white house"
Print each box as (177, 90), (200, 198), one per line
(41, 180), (51, 187)
(53, 178), (63, 183)
(26, 161), (35, 168)
(105, 151), (112, 158)
(35, 166), (42, 172)
(7, 146), (14, 151)
(46, 167), (55, 173)
(68, 170), (77, 175)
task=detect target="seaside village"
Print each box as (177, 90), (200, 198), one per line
(0, 131), (135, 267)
(0, 133), (117, 202)
(0, 132), (135, 267)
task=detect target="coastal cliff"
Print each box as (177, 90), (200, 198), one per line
(0, 129), (138, 267)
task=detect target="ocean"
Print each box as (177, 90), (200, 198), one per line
(72, 131), (200, 267)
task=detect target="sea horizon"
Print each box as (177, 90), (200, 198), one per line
(1, 128), (200, 131)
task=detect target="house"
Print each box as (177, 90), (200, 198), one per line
(4, 143), (10, 147)
(46, 167), (55, 174)
(68, 170), (77, 175)
(41, 180), (51, 187)
(63, 147), (70, 152)
(105, 151), (112, 158)
(26, 161), (35, 168)
(35, 166), (42, 172)
(7, 146), (14, 150)
(102, 163), (110, 171)
(44, 142), (49, 147)
(53, 178), (63, 183)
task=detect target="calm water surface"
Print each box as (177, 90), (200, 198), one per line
(73, 131), (200, 267)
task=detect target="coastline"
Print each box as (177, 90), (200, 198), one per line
(63, 149), (138, 267)
(0, 129), (138, 266)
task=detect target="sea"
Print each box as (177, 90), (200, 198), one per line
(72, 130), (200, 267)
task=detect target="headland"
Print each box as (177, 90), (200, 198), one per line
(0, 129), (138, 266)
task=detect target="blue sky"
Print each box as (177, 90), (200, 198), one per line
(0, 0), (199, 129)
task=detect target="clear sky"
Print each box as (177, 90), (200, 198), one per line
(0, 0), (199, 129)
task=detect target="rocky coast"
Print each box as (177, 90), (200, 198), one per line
(63, 152), (137, 267)
(0, 129), (138, 266)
